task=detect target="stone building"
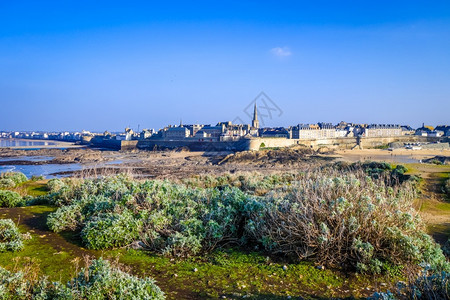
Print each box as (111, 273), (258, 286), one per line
(291, 124), (339, 139)
(364, 124), (402, 137)
(162, 126), (190, 139)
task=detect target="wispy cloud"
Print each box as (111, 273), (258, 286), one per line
(270, 46), (292, 57)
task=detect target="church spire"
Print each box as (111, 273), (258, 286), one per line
(252, 102), (259, 128)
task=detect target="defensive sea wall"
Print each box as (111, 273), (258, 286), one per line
(90, 137), (138, 150)
(136, 139), (250, 151)
(91, 135), (445, 151)
(247, 136), (441, 151)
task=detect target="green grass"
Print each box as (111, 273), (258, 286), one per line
(19, 180), (48, 197)
(373, 144), (389, 149)
(0, 180), (48, 197)
(114, 248), (400, 299)
(0, 216), (77, 282)
(435, 202), (450, 211)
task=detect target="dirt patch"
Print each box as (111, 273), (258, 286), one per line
(217, 148), (332, 167)
(0, 206), (94, 258)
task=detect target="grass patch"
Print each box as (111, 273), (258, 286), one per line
(116, 248), (400, 299)
(1, 179), (49, 197)
(17, 180), (49, 197)
(0, 226), (77, 283)
(0, 205), (91, 283)
(23, 181), (48, 197)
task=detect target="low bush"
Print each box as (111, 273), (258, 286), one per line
(48, 177), (249, 255)
(0, 190), (24, 207)
(430, 159), (443, 165)
(370, 270), (449, 300)
(0, 178), (16, 189)
(444, 178), (450, 198)
(0, 258), (165, 299)
(182, 172), (299, 196)
(141, 185), (248, 256)
(70, 258), (165, 299)
(46, 178), (66, 192)
(0, 172), (27, 186)
(81, 210), (142, 250)
(245, 171), (449, 273)
(0, 219), (24, 252)
(47, 203), (84, 232)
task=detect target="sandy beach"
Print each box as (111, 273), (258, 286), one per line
(335, 148), (450, 164)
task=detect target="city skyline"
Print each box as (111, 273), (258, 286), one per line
(1, 1), (449, 131)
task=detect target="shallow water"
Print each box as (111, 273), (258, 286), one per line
(105, 160), (123, 165)
(0, 164), (82, 179)
(0, 139), (58, 148)
(0, 156), (54, 162)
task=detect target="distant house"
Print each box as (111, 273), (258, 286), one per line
(194, 130), (211, 140)
(140, 129), (155, 139)
(435, 125), (450, 137)
(428, 131), (444, 137)
(364, 124), (402, 137)
(401, 125), (415, 135)
(200, 125), (224, 138)
(291, 123), (341, 139)
(259, 127), (290, 138)
(162, 127), (190, 139)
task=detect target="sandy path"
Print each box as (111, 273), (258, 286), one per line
(334, 149), (449, 164)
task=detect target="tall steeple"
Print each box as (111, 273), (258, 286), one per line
(252, 102), (259, 129)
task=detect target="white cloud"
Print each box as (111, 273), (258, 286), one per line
(270, 46), (292, 57)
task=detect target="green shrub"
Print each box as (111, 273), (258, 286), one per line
(71, 258), (165, 299)
(430, 159), (443, 165)
(245, 171), (449, 274)
(30, 175), (45, 181)
(0, 178), (15, 189)
(143, 186), (248, 256)
(46, 178), (66, 192)
(0, 172), (27, 186)
(47, 203), (84, 232)
(0, 219), (24, 252)
(370, 270), (449, 300)
(0, 258), (165, 299)
(81, 210), (142, 250)
(0, 190), (24, 207)
(444, 179), (450, 198)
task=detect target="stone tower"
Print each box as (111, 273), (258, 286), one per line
(252, 102), (259, 129)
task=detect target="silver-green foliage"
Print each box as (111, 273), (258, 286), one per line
(0, 178), (15, 189)
(81, 210), (142, 250)
(69, 258), (165, 299)
(370, 270), (449, 300)
(0, 258), (165, 299)
(445, 178), (450, 198)
(47, 176), (249, 255)
(46, 178), (66, 193)
(141, 182), (248, 256)
(0, 172), (27, 186)
(245, 171), (449, 273)
(0, 219), (24, 252)
(0, 190), (24, 207)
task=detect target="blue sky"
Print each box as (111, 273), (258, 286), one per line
(0, 1), (449, 132)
